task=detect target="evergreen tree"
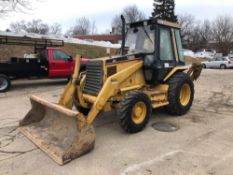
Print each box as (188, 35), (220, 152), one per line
(152, 0), (177, 22)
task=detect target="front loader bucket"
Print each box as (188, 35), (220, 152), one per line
(19, 96), (95, 165)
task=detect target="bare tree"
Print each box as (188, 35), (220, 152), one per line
(72, 17), (91, 36)
(10, 19), (50, 34)
(0, 0), (39, 17)
(189, 25), (202, 51)
(178, 14), (211, 51)
(112, 5), (146, 34)
(212, 15), (233, 55)
(177, 13), (233, 54)
(178, 14), (196, 47)
(27, 19), (49, 34)
(111, 16), (123, 34)
(67, 17), (98, 36)
(65, 28), (73, 37)
(199, 19), (212, 43)
(123, 5), (145, 23)
(9, 20), (27, 32)
(91, 21), (97, 35)
(50, 23), (62, 35)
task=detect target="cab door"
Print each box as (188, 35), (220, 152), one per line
(144, 26), (183, 84)
(155, 26), (178, 81)
(48, 49), (74, 78)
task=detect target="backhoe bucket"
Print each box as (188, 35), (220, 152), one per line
(19, 96), (95, 165)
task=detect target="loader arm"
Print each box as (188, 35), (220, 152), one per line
(86, 60), (144, 124)
(59, 55), (81, 109)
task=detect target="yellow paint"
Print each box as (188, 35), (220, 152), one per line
(179, 83), (191, 106)
(58, 55), (81, 109)
(86, 61), (144, 124)
(103, 102), (112, 112)
(83, 94), (97, 104)
(131, 102), (147, 124)
(76, 74), (89, 108)
(144, 84), (169, 109)
(163, 66), (188, 82)
(72, 56), (199, 125)
(152, 102), (169, 108)
(120, 85), (143, 92)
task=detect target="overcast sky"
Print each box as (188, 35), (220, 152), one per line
(1, 0), (233, 33)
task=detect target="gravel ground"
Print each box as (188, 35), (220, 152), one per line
(0, 69), (233, 175)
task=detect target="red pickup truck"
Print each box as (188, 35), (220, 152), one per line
(0, 47), (89, 92)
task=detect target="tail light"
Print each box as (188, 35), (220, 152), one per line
(228, 60), (231, 64)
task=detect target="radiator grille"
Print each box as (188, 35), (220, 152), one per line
(83, 61), (103, 96)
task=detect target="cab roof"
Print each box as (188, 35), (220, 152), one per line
(127, 18), (181, 29)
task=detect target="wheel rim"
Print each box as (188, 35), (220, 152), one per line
(0, 78), (8, 91)
(131, 102), (147, 124)
(179, 83), (191, 106)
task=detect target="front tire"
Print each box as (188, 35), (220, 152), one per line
(119, 91), (152, 133)
(166, 72), (194, 116)
(0, 74), (11, 92)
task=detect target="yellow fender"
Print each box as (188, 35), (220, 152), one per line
(163, 63), (203, 82)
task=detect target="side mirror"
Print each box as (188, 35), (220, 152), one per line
(67, 56), (73, 62)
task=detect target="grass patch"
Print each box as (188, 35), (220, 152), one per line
(0, 43), (118, 61)
(185, 56), (208, 65)
(63, 43), (118, 59)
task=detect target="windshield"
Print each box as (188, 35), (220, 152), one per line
(125, 25), (155, 54)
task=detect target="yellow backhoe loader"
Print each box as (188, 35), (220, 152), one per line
(19, 16), (202, 165)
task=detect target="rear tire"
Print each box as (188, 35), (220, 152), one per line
(220, 64), (226, 69)
(119, 91), (152, 133)
(166, 72), (194, 116)
(0, 74), (11, 92)
(203, 64), (206, 69)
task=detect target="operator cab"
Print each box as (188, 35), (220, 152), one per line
(124, 19), (185, 84)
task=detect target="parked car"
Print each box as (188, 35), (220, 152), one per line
(0, 47), (89, 92)
(195, 49), (216, 59)
(183, 49), (195, 58)
(202, 57), (233, 69)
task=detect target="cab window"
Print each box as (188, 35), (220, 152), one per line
(216, 58), (222, 61)
(53, 50), (71, 60)
(175, 30), (185, 63)
(159, 28), (174, 61)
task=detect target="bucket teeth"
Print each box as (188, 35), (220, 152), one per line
(19, 96), (96, 165)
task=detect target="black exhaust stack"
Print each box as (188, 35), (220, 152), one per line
(121, 15), (126, 55)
